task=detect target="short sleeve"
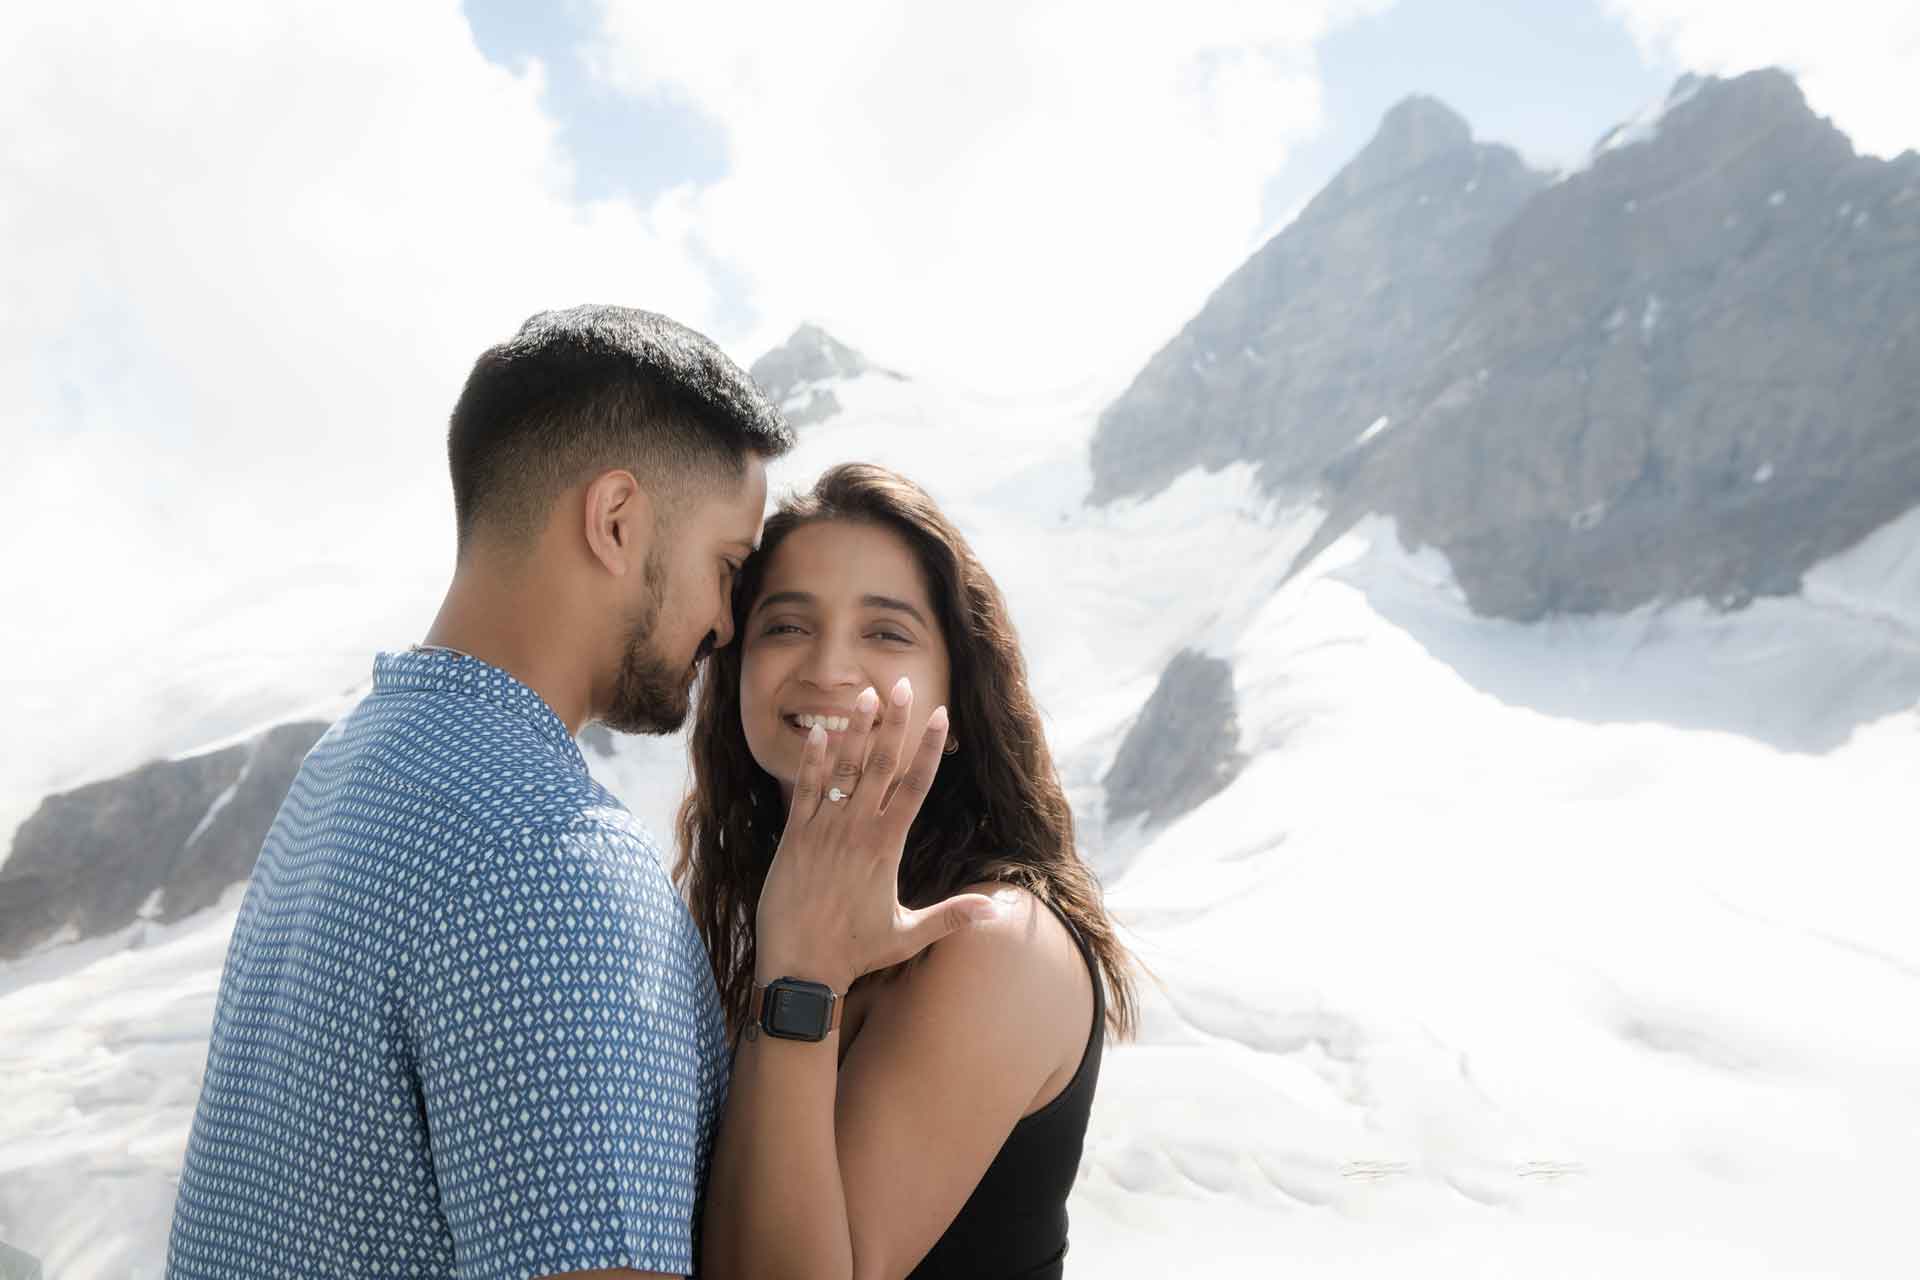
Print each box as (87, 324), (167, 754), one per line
(411, 816), (725, 1280)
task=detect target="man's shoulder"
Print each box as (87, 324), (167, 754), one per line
(343, 686), (608, 822)
(561, 803), (665, 860)
(425, 803), (717, 1023)
(542, 807), (693, 939)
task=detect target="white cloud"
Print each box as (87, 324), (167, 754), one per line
(1605, 0), (1920, 158)
(0, 0), (722, 832)
(1, 0), (1385, 843)
(589, 0), (1388, 391)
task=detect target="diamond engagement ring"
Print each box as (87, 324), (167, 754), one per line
(827, 787), (849, 803)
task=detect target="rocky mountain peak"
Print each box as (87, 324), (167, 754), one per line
(1089, 94), (1545, 505)
(750, 324), (871, 399)
(1092, 66), (1920, 621)
(748, 324), (898, 428)
(1357, 94), (1473, 175)
(1305, 94), (1480, 220)
(1586, 67), (1852, 189)
(1304, 68), (1920, 618)
(1669, 66), (1821, 141)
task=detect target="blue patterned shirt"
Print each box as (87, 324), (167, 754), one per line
(167, 649), (729, 1279)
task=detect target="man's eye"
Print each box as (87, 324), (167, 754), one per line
(871, 630), (911, 644)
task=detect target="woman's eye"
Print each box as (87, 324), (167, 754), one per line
(764, 623), (803, 636)
(870, 630), (912, 644)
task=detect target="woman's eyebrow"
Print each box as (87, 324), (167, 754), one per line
(753, 590), (814, 615)
(863, 594), (929, 627)
(753, 589), (928, 628)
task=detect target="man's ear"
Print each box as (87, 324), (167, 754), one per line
(581, 469), (655, 577)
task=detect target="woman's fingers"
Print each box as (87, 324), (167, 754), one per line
(859, 676), (914, 816)
(825, 686), (880, 812)
(892, 890), (999, 965)
(785, 722), (830, 830)
(880, 704), (948, 836)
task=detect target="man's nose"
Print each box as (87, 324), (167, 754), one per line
(712, 606), (735, 652)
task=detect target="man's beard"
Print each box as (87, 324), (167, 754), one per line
(601, 551), (707, 735)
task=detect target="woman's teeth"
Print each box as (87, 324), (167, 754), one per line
(794, 713), (851, 732)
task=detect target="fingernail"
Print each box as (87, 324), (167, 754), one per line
(857, 687), (879, 715)
(809, 724), (827, 745)
(928, 705), (949, 731)
(891, 675), (911, 706)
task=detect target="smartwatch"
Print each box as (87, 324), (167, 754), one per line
(750, 977), (843, 1042)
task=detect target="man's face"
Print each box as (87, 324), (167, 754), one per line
(601, 456), (768, 734)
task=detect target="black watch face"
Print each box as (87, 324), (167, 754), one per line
(764, 980), (834, 1040)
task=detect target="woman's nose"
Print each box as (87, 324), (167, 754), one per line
(797, 635), (863, 689)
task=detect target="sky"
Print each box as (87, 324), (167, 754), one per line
(463, 0), (1687, 270)
(1, 0), (1916, 832)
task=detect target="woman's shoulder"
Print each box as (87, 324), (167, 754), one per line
(911, 881), (1091, 1014)
(845, 880), (1096, 1114)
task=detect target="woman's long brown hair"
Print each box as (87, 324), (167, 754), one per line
(674, 462), (1137, 1038)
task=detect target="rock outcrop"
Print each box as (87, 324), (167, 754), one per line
(1104, 650), (1245, 829)
(0, 721), (327, 959)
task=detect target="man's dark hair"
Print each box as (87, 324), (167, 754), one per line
(447, 305), (794, 553)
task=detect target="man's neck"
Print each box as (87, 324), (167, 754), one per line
(424, 573), (594, 735)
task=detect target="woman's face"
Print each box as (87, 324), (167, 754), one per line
(740, 519), (953, 802)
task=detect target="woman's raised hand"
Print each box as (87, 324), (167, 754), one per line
(754, 676), (997, 995)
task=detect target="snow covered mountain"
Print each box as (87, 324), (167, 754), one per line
(5, 69), (1918, 1277)
(0, 722), (328, 960)
(1096, 70), (1920, 623)
(748, 323), (906, 428)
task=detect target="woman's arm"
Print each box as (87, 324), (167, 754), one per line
(836, 889), (1088, 1276)
(701, 986), (849, 1279)
(703, 887), (1087, 1280)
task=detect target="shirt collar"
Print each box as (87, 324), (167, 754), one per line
(372, 647), (589, 775)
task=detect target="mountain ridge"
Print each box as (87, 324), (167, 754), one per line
(1093, 68), (1920, 621)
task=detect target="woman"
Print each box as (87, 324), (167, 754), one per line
(676, 462), (1136, 1279)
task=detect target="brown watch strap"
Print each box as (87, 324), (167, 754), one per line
(749, 982), (844, 1033)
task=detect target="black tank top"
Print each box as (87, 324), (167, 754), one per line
(906, 902), (1106, 1279)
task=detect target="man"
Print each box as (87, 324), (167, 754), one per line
(166, 306), (793, 1279)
